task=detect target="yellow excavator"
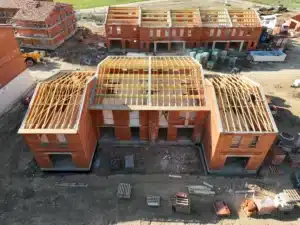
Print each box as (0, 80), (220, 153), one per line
(22, 51), (44, 66)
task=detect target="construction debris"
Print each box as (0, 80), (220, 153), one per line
(146, 195), (161, 207)
(203, 181), (214, 189)
(55, 182), (88, 188)
(169, 174), (182, 179)
(171, 192), (191, 214)
(258, 5), (289, 16)
(187, 185), (216, 195)
(117, 183), (131, 199)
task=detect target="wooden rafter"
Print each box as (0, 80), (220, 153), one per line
(92, 56), (206, 110)
(22, 71), (94, 130)
(211, 75), (275, 133)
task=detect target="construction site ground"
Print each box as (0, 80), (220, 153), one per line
(1, 2), (300, 223)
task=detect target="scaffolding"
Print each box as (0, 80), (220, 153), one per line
(91, 56), (206, 110)
(228, 9), (261, 27)
(106, 7), (140, 25)
(19, 71), (94, 132)
(211, 75), (276, 133)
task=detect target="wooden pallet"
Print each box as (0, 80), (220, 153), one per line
(283, 189), (300, 203)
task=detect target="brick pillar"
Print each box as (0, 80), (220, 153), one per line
(148, 111), (159, 142)
(225, 41), (230, 50)
(113, 111), (129, 126)
(106, 40), (111, 48)
(140, 126), (149, 140)
(167, 125), (177, 141)
(35, 153), (52, 168)
(168, 42), (171, 51)
(192, 111), (207, 142)
(121, 40), (126, 50)
(115, 127), (131, 140)
(72, 153), (90, 168)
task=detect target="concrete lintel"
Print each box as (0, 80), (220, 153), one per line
(89, 104), (210, 111)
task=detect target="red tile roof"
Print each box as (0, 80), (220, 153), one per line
(12, 1), (58, 22)
(0, 0), (29, 9)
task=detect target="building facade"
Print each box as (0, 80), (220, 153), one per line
(0, 24), (26, 87)
(11, 1), (77, 50)
(105, 7), (262, 52)
(19, 57), (277, 173)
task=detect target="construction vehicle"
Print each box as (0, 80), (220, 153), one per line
(22, 51), (43, 66)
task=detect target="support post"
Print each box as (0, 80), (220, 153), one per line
(239, 41), (244, 52)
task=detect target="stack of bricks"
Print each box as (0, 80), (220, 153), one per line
(113, 111), (131, 140)
(139, 111), (149, 140)
(148, 111), (159, 142)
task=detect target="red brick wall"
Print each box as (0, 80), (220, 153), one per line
(0, 25), (26, 87)
(107, 24), (262, 51)
(209, 133), (277, 170)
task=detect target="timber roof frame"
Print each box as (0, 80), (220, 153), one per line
(104, 7), (261, 28)
(18, 71), (95, 134)
(210, 74), (277, 133)
(105, 6), (140, 25)
(89, 56), (208, 111)
(228, 9), (261, 27)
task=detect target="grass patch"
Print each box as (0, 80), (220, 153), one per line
(249, 0), (300, 8)
(57, 0), (146, 9)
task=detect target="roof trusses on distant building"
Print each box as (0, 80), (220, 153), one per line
(211, 75), (276, 133)
(90, 56), (207, 111)
(105, 7), (140, 25)
(19, 71), (94, 134)
(199, 9), (232, 27)
(171, 9), (201, 27)
(141, 9), (169, 27)
(228, 9), (261, 27)
(105, 7), (261, 28)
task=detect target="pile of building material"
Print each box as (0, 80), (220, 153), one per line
(170, 192), (191, 214)
(187, 182), (215, 195)
(117, 183), (131, 199)
(258, 5), (288, 16)
(147, 195), (161, 207)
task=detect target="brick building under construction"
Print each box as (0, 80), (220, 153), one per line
(18, 56), (278, 174)
(105, 7), (262, 52)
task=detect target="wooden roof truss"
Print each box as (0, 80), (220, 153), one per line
(171, 9), (201, 27)
(141, 9), (169, 27)
(21, 71), (94, 131)
(105, 7), (261, 28)
(211, 75), (275, 133)
(91, 56), (206, 110)
(199, 9), (232, 27)
(228, 9), (261, 27)
(106, 7), (139, 25)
